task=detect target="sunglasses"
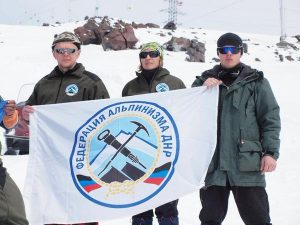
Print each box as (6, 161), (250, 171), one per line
(139, 51), (160, 59)
(54, 48), (77, 54)
(217, 46), (241, 54)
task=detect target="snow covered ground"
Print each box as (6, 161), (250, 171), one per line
(0, 21), (300, 224)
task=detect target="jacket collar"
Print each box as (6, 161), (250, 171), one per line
(136, 67), (170, 79)
(49, 63), (85, 79)
(201, 63), (263, 86)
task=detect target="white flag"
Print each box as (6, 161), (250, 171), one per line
(24, 86), (218, 224)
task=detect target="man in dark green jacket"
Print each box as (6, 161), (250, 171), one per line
(22, 31), (109, 225)
(192, 33), (280, 225)
(23, 31), (109, 107)
(122, 42), (185, 225)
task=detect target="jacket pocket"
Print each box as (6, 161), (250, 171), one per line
(238, 140), (262, 172)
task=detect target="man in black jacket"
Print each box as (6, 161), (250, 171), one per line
(23, 31), (109, 107)
(22, 31), (109, 225)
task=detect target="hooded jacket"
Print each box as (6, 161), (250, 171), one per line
(192, 63), (280, 187)
(122, 67), (186, 96)
(26, 63), (109, 105)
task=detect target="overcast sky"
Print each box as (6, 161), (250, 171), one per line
(1, 0), (300, 36)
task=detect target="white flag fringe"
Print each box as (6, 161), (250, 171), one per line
(24, 87), (218, 224)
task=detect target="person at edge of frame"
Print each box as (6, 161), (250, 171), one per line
(0, 97), (29, 225)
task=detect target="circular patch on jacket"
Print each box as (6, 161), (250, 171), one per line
(70, 101), (179, 208)
(156, 83), (169, 92)
(65, 84), (79, 96)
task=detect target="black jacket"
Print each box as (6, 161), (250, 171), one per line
(122, 68), (186, 96)
(27, 63), (109, 105)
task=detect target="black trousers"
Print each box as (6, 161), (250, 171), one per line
(132, 199), (179, 219)
(199, 185), (271, 225)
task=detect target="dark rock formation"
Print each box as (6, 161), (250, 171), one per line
(186, 39), (206, 62)
(74, 17), (138, 51)
(163, 21), (176, 30)
(164, 37), (206, 62)
(294, 35), (300, 42)
(164, 37), (191, 52)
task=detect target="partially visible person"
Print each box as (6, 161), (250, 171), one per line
(122, 42), (185, 225)
(22, 31), (109, 225)
(192, 32), (280, 225)
(0, 97), (28, 225)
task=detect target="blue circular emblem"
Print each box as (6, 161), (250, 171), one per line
(65, 84), (79, 96)
(70, 101), (179, 208)
(156, 83), (169, 92)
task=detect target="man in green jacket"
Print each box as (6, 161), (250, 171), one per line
(122, 42), (185, 225)
(22, 31), (109, 225)
(23, 31), (109, 107)
(192, 33), (280, 225)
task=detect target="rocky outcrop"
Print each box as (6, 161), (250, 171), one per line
(186, 39), (206, 62)
(165, 37), (191, 51)
(276, 41), (299, 51)
(74, 26), (100, 45)
(74, 17), (138, 51)
(164, 37), (206, 62)
(163, 21), (176, 30)
(101, 25), (138, 50)
(294, 35), (300, 42)
(132, 22), (160, 29)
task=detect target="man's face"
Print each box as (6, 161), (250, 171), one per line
(218, 46), (242, 69)
(52, 42), (80, 72)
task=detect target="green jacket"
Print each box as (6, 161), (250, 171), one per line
(122, 68), (186, 96)
(192, 64), (280, 187)
(26, 63), (109, 105)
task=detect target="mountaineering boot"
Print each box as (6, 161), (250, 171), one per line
(158, 216), (179, 225)
(132, 217), (153, 225)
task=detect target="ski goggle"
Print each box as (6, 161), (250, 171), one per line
(217, 46), (241, 54)
(54, 48), (77, 54)
(139, 51), (160, 59)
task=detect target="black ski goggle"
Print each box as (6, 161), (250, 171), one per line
(54, 48), (77, 54)
(139, 51), (160, 59)
(217, 46), (241, 54)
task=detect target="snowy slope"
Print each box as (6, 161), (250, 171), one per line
(0, 21), (300, 224)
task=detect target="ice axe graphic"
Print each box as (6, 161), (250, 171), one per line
(97, 121), (149, 176)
